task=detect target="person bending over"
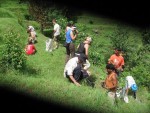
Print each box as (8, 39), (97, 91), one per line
(64, 54), (90, 86)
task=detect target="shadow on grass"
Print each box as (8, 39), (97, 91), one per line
(21, 66), (42, 76)
(82, 75), (97, 88)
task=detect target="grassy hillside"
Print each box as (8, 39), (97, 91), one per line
(0, 1), (150, 113)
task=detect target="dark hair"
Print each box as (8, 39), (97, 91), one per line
(52, 19), (57, 22)
(67, 22), (72, 27)
(106, 64), (116, 71)
(28, 38), (33, 44)
(114, 48), (122, 51)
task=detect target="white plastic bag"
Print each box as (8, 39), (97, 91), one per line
(124, 95), (129, 103)
(46, 38), (53, 52)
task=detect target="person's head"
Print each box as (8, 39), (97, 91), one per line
(114, 48), (122, 56)
(67, 22), (72, 27)
(28, 37), (33, 44)
(71, 25), (77, 31)
(77, 54), (87, 64)
(85, 37), (92, 45)
(52, 19), (57, 25)
(27, 26), (34, 32)
(106, 63), (116, 74)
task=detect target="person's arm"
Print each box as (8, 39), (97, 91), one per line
(77, 44), (80, 49)
(53, 29), (56, 34)
(24, 45), (27, 52)
(70, 31), (77, 40)
(117, 57), (125, 71)
(33, 45), (36, 50)
(84, 44), (89, 59)
(24, 45), (28, 52)
(30, 32), (36, 39)
(121, 57), (125, 71)
(108, 55), (115, 65)
(125, 80), (129, 96)
(111, 74), (118, 89)
(53, 24), (57, 35)
(69, 75), (81, 86)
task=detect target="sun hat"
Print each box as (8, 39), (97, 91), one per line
(131, 84), (138, 92)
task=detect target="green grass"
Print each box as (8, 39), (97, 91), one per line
(0, 1), (150, 113)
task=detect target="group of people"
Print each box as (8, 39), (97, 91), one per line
(102, 48), (138, 103)
(25, 19), (138, 104)
(51, 19), (138, 104)
(63, 22), (92, 87)
(25, 25), (37, 55)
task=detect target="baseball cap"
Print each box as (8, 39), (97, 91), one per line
(131, 84), (138, 92)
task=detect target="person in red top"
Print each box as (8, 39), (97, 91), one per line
(108, 48), (125, 76)
(25, 38), (36, 55)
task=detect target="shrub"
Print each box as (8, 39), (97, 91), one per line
(141, 28), (150, 44)
(107, 25), (141, 69)
(43, 28), (53, 38)
(89, 20), (94, 24)
(130, 64), (150, 90)
(0, 30), (27, 72)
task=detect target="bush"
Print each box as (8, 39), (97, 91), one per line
(108, 25), (141, 69)
(0, 30), (27, 72)
(43, 28), (53, 38)
(141, 28), (150, 44)
(131, 64), (150, 90)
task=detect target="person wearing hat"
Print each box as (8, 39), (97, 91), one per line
(123, 75), (138, 103)
(76, 36), (92, 71)
(27, 25), (37, 44)
(64, 54), (90, 86)
(108, 48), (125, 76)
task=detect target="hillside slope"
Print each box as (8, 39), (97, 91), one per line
(0, 1), (150, 113)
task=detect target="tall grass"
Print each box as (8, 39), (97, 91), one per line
(0, 0), (150, 113)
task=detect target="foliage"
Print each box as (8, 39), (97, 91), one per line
(130, 64), (150, 89)
(0, 30), (27, 72)
(108, 25), (141, 69)
(108, 25), (150, 89)
(0, 1), (150, 113)
(141, 28), (150, 44)
(89, 20), (94, 24)
(0, 8), (16, 18)
(43, 28), (53, 38)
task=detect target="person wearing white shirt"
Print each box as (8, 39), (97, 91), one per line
(52, 19), (61, 49)
(64, 54), (89, 86)
(123, 75), (138, 103)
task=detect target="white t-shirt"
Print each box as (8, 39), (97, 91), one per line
(125, 76), (136, 89)
(54, 23), (60, 36)
(64, 57), (79, 77)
